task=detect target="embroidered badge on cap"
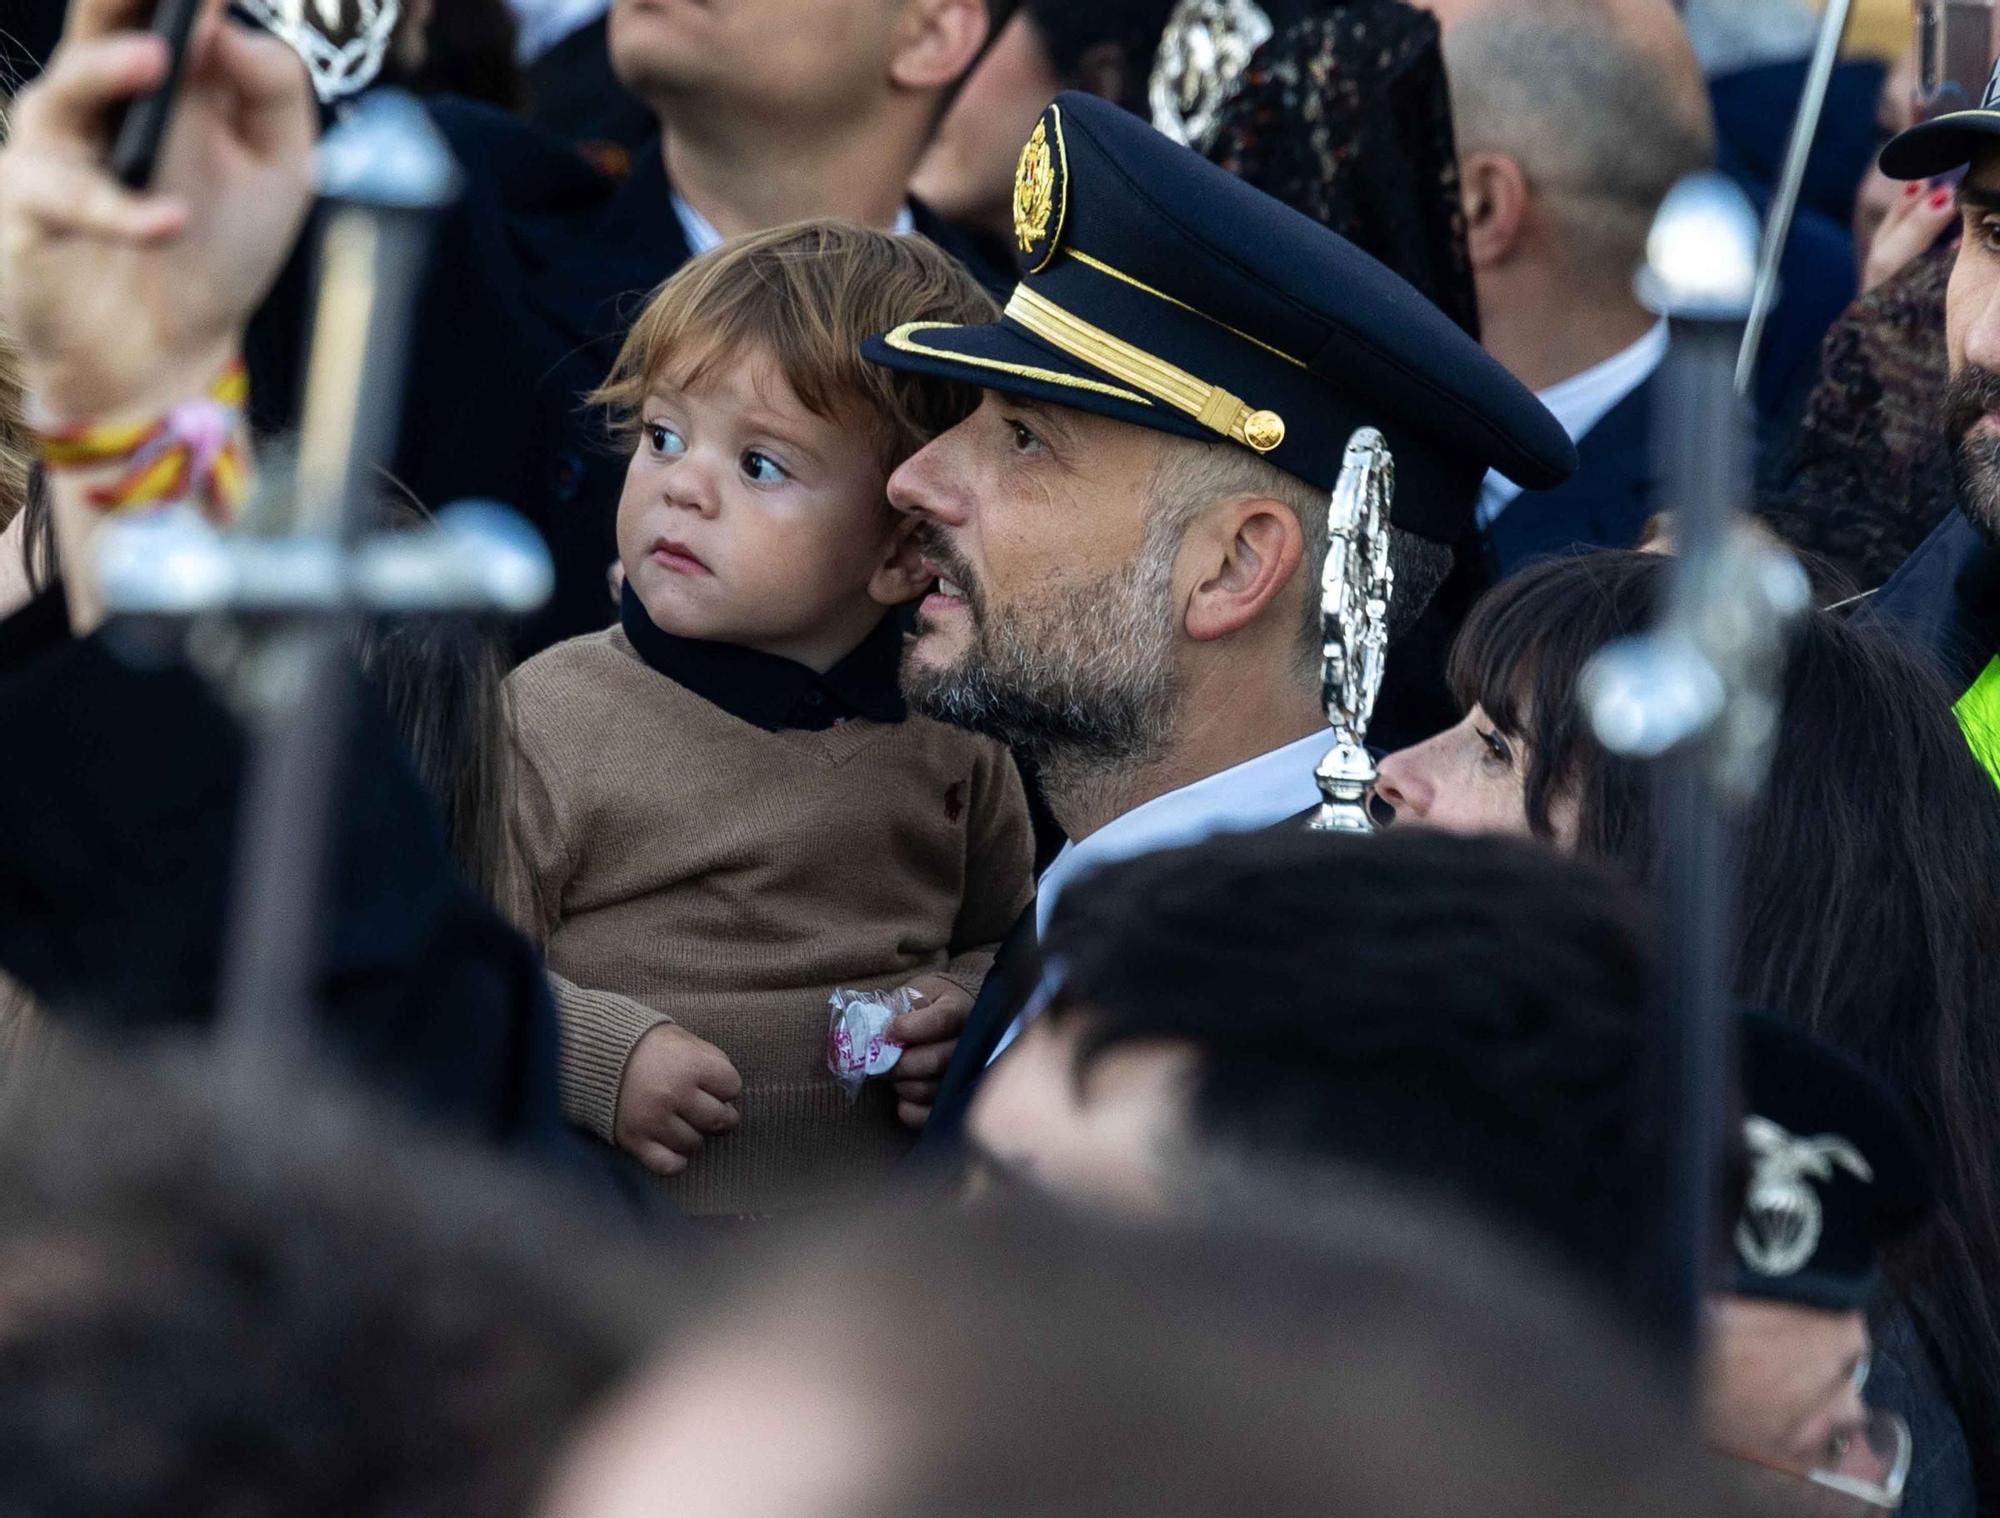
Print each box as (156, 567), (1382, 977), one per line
(1735, 1115), (1875, 1278)
(1013, 106), (1069, 273)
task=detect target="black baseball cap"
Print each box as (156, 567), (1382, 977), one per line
(1880, 56), (2000, 179)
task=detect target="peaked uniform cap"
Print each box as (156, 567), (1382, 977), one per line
(1733, 1012), (1934, 1312)
(864, 91), (1574, 544)
(1881, 57), (2000, 179)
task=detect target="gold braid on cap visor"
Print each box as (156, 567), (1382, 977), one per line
(999, 283), (1288, 453)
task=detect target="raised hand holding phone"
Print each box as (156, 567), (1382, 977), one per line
(105, 0), (204, 188)
(0, 0), (316, 422)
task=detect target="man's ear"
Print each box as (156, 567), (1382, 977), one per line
(1182, 498), (1306, 643)
(870, 514), (933, 606)
(889, 0), (990, 94)
(1459, 149), (1530, 270)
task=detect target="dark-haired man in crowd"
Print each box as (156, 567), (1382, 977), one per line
(965, 827), (1947, 1512)
(1863, 64), (2000, 788)
(250, 0), (1001, 653)
(965, 827), (1669, 1300)
(861, 93), (1573, 1145)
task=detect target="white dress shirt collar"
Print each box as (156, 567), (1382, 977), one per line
(983, 731), (1331, 1066)
(670, 192), (917, 257)
(1035, 730), (1334, 937)
(1474, 319), (1670, 530)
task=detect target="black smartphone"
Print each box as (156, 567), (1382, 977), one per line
(106, 0), (206, 190)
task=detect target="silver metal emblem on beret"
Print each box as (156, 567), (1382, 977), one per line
(1148, 0), (1275, 151)
(1308, 429), (1395, 834)
(240, 0), (402, 104)
(1735, 1115), (1874, 1278)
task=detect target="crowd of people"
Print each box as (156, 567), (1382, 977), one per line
(0, 0), (1997, 1514)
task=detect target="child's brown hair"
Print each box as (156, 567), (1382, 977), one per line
(592, 220), (997, 475)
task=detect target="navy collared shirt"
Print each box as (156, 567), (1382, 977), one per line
(617, 582), (907, 733)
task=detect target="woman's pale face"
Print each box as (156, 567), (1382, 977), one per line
(1374, 703), (1576, 846)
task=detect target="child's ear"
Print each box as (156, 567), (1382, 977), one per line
(868, 515), (932, 607)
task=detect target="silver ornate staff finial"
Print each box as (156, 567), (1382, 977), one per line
(1308, 428), (1396, 833)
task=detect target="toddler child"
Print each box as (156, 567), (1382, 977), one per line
(503, 222), (1032, 1217)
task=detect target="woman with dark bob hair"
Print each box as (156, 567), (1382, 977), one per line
(1376, 549), (2000, 1509)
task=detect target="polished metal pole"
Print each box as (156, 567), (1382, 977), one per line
(1583, 174), (1807, 1358)
(214, 92), (459, 1068)
(1735, 0), (1856, 396)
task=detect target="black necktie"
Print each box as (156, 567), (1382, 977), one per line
(912, 903), (1037, 1157)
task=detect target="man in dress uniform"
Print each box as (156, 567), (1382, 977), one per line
(1861, 58), (2000, 785)
(1709, 1014), (1949, 1515)
(862, 91), (1576, 1146)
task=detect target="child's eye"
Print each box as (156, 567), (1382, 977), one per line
(646, 422), (685, 457)
(742, 449), (790, 485)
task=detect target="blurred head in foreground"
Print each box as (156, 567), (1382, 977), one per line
(0, 1047), (667, 1516)
(539, 1192), (1754, 1518)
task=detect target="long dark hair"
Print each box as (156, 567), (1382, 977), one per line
(348, 497), (512, 903)
(1447, 550), (2000, 1500)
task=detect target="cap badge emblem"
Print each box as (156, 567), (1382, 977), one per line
(1735, 1115), (1873, 1278)
(1011, 107), (1069, 274)
(1149, 0), (1274, 152)
(1014, 122), (1055, 253)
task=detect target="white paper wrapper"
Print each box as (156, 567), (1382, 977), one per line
(827, 987), (912, 1100)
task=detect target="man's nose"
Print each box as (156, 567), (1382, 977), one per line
(1372, 744), (1434, 820)
(1961, 277), (2000, 377)
(888, 434), (968, 526)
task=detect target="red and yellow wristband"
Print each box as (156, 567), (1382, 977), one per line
(33, 360), (251, 522)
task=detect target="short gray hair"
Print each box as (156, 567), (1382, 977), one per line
(1445, 0), (1715, 292)
(1143, 436), (1454, 692)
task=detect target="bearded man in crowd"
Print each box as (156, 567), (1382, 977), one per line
(862, 92), (1574, 1144)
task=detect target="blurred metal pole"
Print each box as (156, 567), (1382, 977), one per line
(213, 92), (459, 1072)
(1582, 175), (1808, 1359)
(1735, 0), (1855, 397)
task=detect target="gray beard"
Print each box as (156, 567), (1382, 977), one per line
(1954, 432), (2000, 546)
(901, 553), (1180, 776)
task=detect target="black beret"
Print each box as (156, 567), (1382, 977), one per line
(1880, 56), (2000, 179)
(865, 92), (1575, 544)
(1732, 1013), (1933, 1313)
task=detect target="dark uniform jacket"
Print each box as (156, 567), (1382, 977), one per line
(1861, 504), (2000, 785)
(248, 100), (1009, 660)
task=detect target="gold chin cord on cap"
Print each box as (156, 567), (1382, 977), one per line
(1001, 284), (1287, 453)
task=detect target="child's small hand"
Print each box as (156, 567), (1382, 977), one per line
(886, 974), (974, 1130)
(614, 1023), (743, 1177)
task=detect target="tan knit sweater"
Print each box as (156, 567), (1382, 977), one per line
(504, 626), (1033, 1216)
